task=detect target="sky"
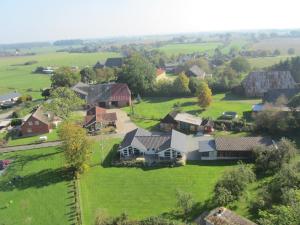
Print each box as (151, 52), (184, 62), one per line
(1, 0), (300, 44)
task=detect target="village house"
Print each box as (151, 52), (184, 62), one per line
(160, 111), (213, 133)
(199, 136), (275, 160)
(0, 91), (21, 106)
(104, 57), (124, 68)
(93, 61), (104, 69)
(200, 207), (257, 225)
(72, 82), (131, 108)
(242, 71), (296, 97)
(252, 88), (300, 112)
(186, 65), (206, 79)
(118, 128), (195, 161)
(83, 106), (117, 132)
(20, 106), (61, 136)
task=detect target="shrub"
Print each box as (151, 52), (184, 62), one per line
(10, 119), (22, 126)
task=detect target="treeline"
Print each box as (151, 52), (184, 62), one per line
(53, 39), (84, 46)
(270, 56), (300, 83)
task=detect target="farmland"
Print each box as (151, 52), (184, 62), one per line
(0, 51), (120, 98)
(157, 42), (222, 56)
(123, 93), (260, 130)
(0, 147), (71, 225)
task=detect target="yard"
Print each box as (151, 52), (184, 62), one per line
(79, 138), (237, 225)
(6, 128), (60, 146)
(0, 146), (72, 225)
(123, 93), (260, 130)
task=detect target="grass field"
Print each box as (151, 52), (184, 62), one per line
(0, 51), (120, 98)
(0, 147), (72, 225)
(6, 128), (59, 146)
(157, 42), (222, 56)
(79, 138), (236, 224)
(123, 93), (260, 130)
(248, 55), (291, 69)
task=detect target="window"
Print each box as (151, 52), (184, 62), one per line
(201, 152), (209, 157)
(27, 128), (32, 133)
(28, 121), (33, 126)
(35, 121), (39, 125)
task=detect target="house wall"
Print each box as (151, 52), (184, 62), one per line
(157, 148), (182, 159)
(21, 117), (50, 136)
(200, 150), (252, 160)
(160, 123), (176, 132)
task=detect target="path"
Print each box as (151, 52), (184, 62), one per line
(0, 141), (62, 153)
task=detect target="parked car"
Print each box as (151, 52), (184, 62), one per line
(221, 111), (238, 120)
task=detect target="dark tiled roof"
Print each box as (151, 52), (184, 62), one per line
(71, 82), (90, 96)
(205, 207), (257, 225)
(105, 57), (124, 68)
(87, 83), (131, 104)
(263, 88), (300, 104)
(215, 136), (273, 152)
(160, 111), (179, 123)
(120, 128), (151, 149)
(0, 91), (21, 102)
(93, 61), (104, 69)
(136, 136), (171, 150)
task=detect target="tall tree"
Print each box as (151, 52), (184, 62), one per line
(95, 68), (116, 83)
(80, 67), (96, 83)
(173, 73), (190, 95)
(44, 87), (84, 119)
(51, 67), (80, 87)
(230, 57), (250, 73)
(117, 54), (156, 95)
(58, 121), (91, 172)
(197, 81), (212, 108)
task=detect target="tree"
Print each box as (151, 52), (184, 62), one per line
(44, 87), (84, 119)
(273, 49), (281, 56)
(288, 48), (295, 55)
(270, 56), (300, 83)
(188, 77), (200, 95)
(41, 88), (51, 99)
(288, 93), (300, 109)
(173, 73), (190, 96)
(253, 138), (297, 175)
(230, 57), (250, 73)
(214, 162), (255, 205)
(10, 118), (22, 126)
(197, 81), (212, 108)
(16, 95), (32, 104)
(95, 68), (116, 83)
(80, 67), (96, 83)
(117, 54), (156, 95)
(51, 67), (80, 87)
(175, 190), (194, 218)
(58, 121), (92, 172)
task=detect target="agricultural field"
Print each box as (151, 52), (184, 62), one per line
(0, 51), (120, 98)
(0, 147), (72, 225)
(251, 37), (300, 55)
(157, 42), (222, 56)
(123, 93), (260, 130)
(79, 138), (237, 224)
(248, 55), (291, 69)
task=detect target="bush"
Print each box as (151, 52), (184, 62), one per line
(214, 162), (255, 205)
(10, 119), (22, 126)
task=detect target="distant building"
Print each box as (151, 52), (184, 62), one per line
(186, 65), (206, 79)
(21, 107), (61, 136)
(242, 71), (296, 97)
(93, 61), (104, 70)
(199, 207), (257, 225)
(104, 57), (124, 68)
(72, 82), (131, 108)
(0, 91), (21, 106)
(156, 68), (166, 77)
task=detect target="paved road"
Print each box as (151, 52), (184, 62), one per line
(0, 141), (62, 153)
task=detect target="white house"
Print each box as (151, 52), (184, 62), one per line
(118, 128), (189, 161)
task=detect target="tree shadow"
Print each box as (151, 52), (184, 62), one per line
(180, 101), (197, 107)
(186, 109), (204, 115)
(101, 144), (119, 168)
(0, 167), (73, 192)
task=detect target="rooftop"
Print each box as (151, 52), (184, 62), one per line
(205, 207), (257, 225)
(0, 91), (21, 102)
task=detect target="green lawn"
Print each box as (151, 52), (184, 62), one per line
(123, 93), (260, 130)
(0, 51), (120, 98)
(0, 147), (72, 225)
(248, 55), (291, 69)
(157, 42), (222, 56)
(7, 128), (60, 146)
(79, 138), (236, 225)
